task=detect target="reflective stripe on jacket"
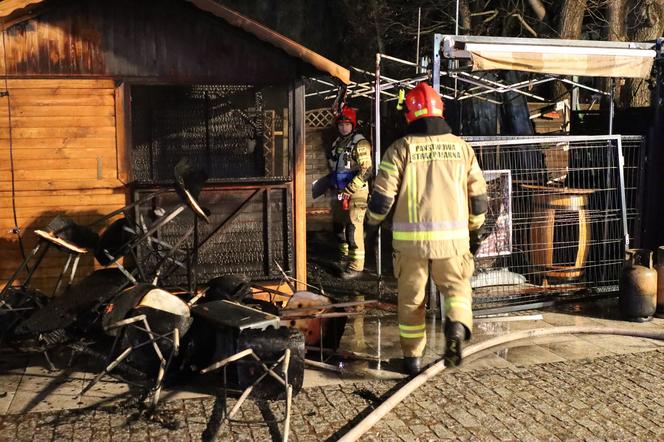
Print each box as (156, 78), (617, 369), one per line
(368, 132), (487, 259)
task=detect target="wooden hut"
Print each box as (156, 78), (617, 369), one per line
(0, 0), (349, 292)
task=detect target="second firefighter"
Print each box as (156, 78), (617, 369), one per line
(329, 105), (373, 280)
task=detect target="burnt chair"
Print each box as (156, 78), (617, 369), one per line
(0, 215), (99, 302)
(89, 158), (210, 288)
(0, 286), (48, 350)
(183, 300), (304, 441)
(0, 215), (98, 336)
(82, 283), (193, 406)
(14, 268), (132, 340)
(0, 215), (99, 363)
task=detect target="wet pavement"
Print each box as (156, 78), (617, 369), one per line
(2, 297), (664, 440)
(2, 341), (664, 440)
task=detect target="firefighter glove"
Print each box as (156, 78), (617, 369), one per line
(469, 226), (486, 256)
(341, 186), (354, 196)
(343, 175), (364, 195)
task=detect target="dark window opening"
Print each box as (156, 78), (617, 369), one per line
(131, 84), (290, 184)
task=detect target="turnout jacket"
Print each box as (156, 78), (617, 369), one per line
(329, 133), (373, 192)
(367, 119), (487, 259)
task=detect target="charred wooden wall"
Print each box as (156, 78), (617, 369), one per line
(0, 0), (313, 291)
(0, 79), (126, 291)
(0, 0), (299, 83)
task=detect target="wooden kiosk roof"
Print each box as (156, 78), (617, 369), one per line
(0, 0), (350, 84)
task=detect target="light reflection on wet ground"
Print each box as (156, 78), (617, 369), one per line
(4, 297), (664, 414)
(322, 297), (664, 379)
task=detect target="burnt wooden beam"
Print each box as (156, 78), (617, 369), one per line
(292, 80), (306, 290)
(114, 81), (131, 184)
(264, 188), (272, 276)
(284, 185), (293, 275)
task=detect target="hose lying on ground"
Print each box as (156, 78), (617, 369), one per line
(338, 326), (664, 442)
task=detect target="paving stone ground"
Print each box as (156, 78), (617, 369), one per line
(2, 348), (664, 441)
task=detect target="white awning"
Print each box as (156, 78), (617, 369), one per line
(444, 36), (657, 79)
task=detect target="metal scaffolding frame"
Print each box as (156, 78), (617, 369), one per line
(307, 34), (658, 105)
(305, 34), (659, 282)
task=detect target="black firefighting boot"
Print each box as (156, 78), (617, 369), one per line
(444, 320), (467, 368)
(339, 266), (363, 280)
(403, 356), (422, 375)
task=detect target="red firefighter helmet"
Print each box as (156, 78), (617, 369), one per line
(404, 82), (444, 124)
(335, 105), (357, 128)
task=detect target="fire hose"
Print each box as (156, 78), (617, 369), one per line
(338, 326), (664, 442)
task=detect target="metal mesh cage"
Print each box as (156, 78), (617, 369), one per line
(133, 187), (293, 286)
(465, 135), (643, 304)
(131, 85), (290, 184)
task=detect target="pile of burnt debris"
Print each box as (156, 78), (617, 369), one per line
(0, 159), (385, 436)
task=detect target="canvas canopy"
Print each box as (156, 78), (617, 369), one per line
(443, 36), (657, 79)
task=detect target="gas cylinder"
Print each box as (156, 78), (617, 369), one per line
(656, 246), (664, 316)
(619, 249), (657, 322)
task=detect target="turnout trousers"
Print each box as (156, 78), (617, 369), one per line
(331, 186), (368, 271)
(393, 251), (474, 357)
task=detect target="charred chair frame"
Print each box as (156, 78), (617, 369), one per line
(200, 347), (293, 442)
(0, 222), (95, 303)
(89, 190), (196, 286)
(0, 217), (99, 348)
(81, 313), (181, 407)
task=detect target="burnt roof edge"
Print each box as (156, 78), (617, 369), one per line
(187, 0), (349, 84)
(0, 0), (350, 85)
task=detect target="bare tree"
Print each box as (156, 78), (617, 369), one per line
(608, 0), (628, 39)
(603, 0), (628, 103)
(553, 0), (589, 100)
(559, 0), (589, 38)
(459, 0), (472, 32)
(622, 0), (664, 107)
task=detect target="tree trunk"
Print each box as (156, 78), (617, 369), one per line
(622, 0), (664, 108)
(606, 0), (628, 105)
(553, 0), (588, 100)
(558, 0), (588, 38)
(369, 0), (385, 54)
(459, 0), (472, 32)
(608, 1), (627, 40)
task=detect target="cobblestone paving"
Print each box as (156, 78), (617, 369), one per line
(2, 349), (664, 441)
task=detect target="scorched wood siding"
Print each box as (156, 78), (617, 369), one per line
(0, 0), (299, 83)
(0, 78), (125, 292)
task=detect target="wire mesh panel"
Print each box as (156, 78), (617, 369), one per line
(464, 135), (642, 304)
(133, 187), (293, 287)
(621, 136), (645, 248)
(131, 85), (290, 184)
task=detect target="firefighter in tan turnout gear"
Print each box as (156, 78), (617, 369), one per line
(366, 83), (488, 375)
(329, 105), (373, 280)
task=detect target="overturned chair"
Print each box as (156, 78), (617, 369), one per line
(0, 215), (99, 350)
(81, 284), (193, 406)
(1, 215), (99, 300)
(90, 158), (211, 287)
(190, 300), (304, 441)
